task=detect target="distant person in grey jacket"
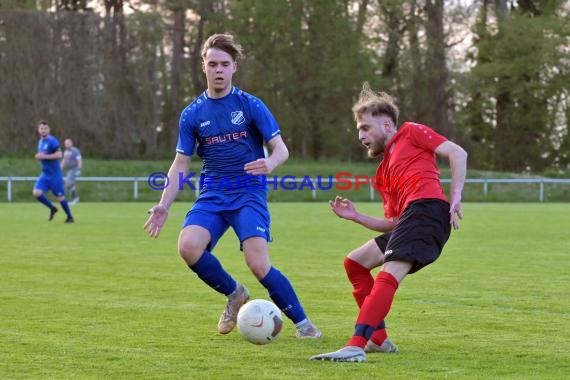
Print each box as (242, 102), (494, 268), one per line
(61, 139), (82, 205)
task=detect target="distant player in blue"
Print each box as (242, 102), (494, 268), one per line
(144, 34), (321, 338)
(33, 121), (74, 223)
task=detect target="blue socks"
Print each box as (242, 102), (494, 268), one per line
(37, 195), (72, 219)
(37, 194), (56, 210)
(260, 267), (307, 324)
(60, 200), (72, 218)
(189, 254), (307, 325)
(189, 251), (237, 296)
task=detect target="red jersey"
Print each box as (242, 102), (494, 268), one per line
(375, 122), (448, 218)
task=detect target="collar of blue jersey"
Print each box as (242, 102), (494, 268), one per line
(203, 86), (238, 101)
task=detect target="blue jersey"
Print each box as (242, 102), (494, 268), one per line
(37, 135), (63, 177)
(176, 86), (280, 196)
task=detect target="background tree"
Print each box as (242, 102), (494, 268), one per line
(0, 0), (568, 171)
(463, 0), (569, 171)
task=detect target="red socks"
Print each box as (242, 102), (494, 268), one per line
(370, 327), (388, 346)
(346, 271), (399, 348)
(344, 257), (393, 347)
(344, 257), (373, 307)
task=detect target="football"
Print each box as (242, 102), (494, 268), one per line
(236, 299), (283, 345)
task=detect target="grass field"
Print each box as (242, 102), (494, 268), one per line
(1, 202), (569, 379)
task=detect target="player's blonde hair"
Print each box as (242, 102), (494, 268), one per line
(201, 33), (244, 62)
(352, 82), (399, 125)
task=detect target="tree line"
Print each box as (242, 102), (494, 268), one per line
(0, 0), (568, 171)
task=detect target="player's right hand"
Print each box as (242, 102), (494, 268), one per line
(329, 196), (358, 221)
(449, 192), (463, 230)
(144, 204), (169, 238)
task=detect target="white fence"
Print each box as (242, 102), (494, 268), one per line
(1, 176), (570, 202)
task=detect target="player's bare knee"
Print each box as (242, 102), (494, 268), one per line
(346, 249), (360, 262)
(246, 259), (270, 279)
(346, 249), (372, 268)
(344, 256), (357, 272)
(33, 189), (42, 197)
(243, 243), (271, 279)
(347, 240), (384, 269)
(55, 196), (65, 202)
(178, 226), (211, 265)
(381, 261), (412, 283)
(178, 237), (207, 265)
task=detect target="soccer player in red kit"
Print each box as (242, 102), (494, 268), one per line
(311, 84), (468, 362)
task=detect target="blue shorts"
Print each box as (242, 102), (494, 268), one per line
(34, 174), (65, 197)
(183, 204), (271, 251)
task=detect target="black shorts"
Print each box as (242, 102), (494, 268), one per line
(374, 199), (451, 274)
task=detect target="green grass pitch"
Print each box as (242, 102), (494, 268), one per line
(1, 203), (569, 379)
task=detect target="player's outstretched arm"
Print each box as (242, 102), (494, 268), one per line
(435, 141), (468, 230)
(144, 153), (191, 238)
(329, 196), (397, 232)
(244, 135), (289, 175)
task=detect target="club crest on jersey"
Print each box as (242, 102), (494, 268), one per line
(231, 110), (245, 125)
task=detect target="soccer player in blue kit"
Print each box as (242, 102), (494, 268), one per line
(144, 34), (322, 338)
(33, 120), (74, 223)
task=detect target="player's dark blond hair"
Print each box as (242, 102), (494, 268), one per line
(201, 33), (244, 62)
(352, 82), (399, 125)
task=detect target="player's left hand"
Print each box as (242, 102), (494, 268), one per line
(244, 159), (276, 175)
(449, 192), (463, 230)
(144, 204), (169, 238)
(35, 153), (46, 160)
